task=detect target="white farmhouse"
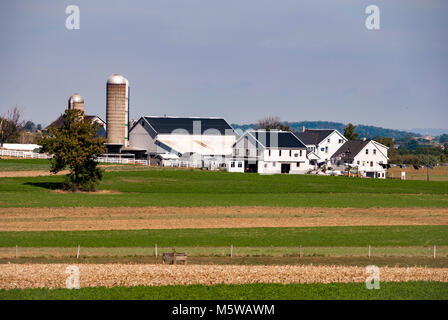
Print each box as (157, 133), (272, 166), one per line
(129, 116), (237, 168)
(295, 129), (347, 166)
(228, 130), (308, 174)
(330, 139), (389, 178)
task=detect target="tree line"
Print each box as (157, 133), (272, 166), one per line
(0, 106), (43, 144)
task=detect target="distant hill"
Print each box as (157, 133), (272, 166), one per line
(410, 128), (448, 136)
(231, 121), (420, 140)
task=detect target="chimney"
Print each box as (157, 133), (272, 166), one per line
(302, 126), (306, 132)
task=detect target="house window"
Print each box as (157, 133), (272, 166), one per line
(373, 149), (376, 155)
(273, 162), (276, 167)
(339, 139), (343, 143)
(279, 150), (282, 156)
(264, 163), (267, 168)
(297, 162), (300, 167)
(366, 149), (369, 155)
(325, 147), (328, 153)
(257, 150), (260, 157)
(357, 161), (360, 165)
(289, 150), (292, 157)
(362, 161), (365, 166)
(269, 150), (271, 156)
(235, 149), (239, 155)
(370, 161), (373, 167)
(231, 161), (235, 168)
(300, 150), (303, 157)
(238, 162), (242, 168)
(327, 139), (330, 143)
(321, 147), (325, 151)
(294, 153), (298, 157)
(246, 149), (249, 156)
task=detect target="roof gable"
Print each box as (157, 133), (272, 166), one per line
(331, 140), (370, 160)
(295, 129), (336, 145)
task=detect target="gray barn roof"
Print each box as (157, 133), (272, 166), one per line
(332, 140), (370, 160)
(143, 116), (234, 135)
(249, 131), (306, 148)
(295, 129), (335, 145)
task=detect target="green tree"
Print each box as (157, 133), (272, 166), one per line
(23, 121), (37, 132)
(406, 139), (419, 151)
(38, 109), (106, 191)
(375, 137), (400, 163)
(439, 134), (448, 144)
(343, 123), (358, 140)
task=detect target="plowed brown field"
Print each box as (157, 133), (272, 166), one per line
(0, 207), (446, 231)
(0, 264), (447, 289)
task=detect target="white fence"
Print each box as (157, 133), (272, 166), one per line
(97, 156), (148, 166)
(1, 149), (149, 165)
(0, 149), (51, 159)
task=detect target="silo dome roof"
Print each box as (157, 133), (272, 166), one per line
(69, 93), (84, 103)
(107, 74), (129, 85)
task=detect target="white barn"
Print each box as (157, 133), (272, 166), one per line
(129, 116), (237, 168)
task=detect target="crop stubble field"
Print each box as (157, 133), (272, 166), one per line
(1, 264), (448, 290)
(0, 161), (447, 299)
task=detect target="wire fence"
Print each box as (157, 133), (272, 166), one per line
(1, 245), (445, 259)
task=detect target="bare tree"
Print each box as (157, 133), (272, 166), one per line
(0, 106), (24, 144)
(256, 116), (290, 131)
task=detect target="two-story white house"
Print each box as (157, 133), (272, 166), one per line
(228, 130), (308, 174)
(295, 129), (347, 166)
(330, 139), (389, 178)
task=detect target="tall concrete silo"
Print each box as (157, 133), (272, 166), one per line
(68, 93), (84, 112)
(106, 74), (129, 148)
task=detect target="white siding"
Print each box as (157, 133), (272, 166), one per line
(352, 141), (388, 178)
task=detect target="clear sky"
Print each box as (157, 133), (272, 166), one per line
(1, 0), (447, 130)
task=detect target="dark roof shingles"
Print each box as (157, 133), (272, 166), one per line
(331, 140), (370, 160)
(250, 131), (306, 148)
(144, 117), (234, 135)
(295, 129), (335, 145)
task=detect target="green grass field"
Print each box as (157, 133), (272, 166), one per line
(0, 169), (447, 208)
(0, 159), (51, 171)
(1, 282), (447, 300)
(1, 226), (446, 247)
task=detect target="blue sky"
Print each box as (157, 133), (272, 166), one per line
(0, 0), (447, 130)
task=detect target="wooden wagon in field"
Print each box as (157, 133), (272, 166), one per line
(162, 252), (187, 265)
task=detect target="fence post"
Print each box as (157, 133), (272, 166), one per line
(230, 245), (233, 258)
(15, 245), (18, 259)
(155, 243), (158, 257)
(434, 245), (436, 259)
(368, 245), (371, 258)
(76, 245), (80, 259)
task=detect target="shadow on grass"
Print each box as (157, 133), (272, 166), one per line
(24, 182), (64, 190)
